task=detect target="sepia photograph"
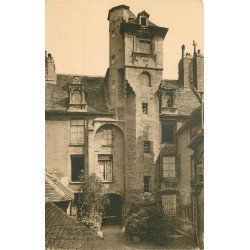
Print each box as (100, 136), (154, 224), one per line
(45, 0), (204, 249)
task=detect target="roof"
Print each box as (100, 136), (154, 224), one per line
(176, 106), (202, 134)
(175, 88), (201, 116)
(107, 5), (130, 20)
(189, 130), (204, 149)
(160, 80), (201, 117)
(45, 172), (74, 203)
(46, 202), (104, 249)
(45, 74), (110, 114)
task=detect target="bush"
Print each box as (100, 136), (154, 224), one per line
(74, 172), (109, 232)
(125, 195), (167, 245)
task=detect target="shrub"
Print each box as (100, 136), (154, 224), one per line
(125, 195), (167, 245)
(74, 172), (109, 232)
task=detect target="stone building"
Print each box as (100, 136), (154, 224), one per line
(45, 4), (204, 231)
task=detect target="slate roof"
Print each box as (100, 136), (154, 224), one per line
(160, 79), (200, 117)
(45, 172), (74, 203)
(45, 74), (109, 114)
(46, 74), (199, 117)
(45, 202), (104, 249)
(176, 106), (202, 134)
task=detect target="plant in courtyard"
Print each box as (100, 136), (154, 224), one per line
(74, 172), (109, 232)
(125, 193), (168, 245)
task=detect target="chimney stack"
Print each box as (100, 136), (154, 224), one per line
(181, 44), (185, 58)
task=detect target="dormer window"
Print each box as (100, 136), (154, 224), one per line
(68, 76), (87, 111)
(140, 16), (147, 26)
(161, 91), (175, 108)
(138, 10), (149, 27)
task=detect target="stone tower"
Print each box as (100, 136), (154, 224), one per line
(107, 5), (168, 204)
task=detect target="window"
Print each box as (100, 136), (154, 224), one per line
(137, 40), (151, 54)
(162, 194), (176, 216)
(71, 120), (84, 144)
(162, 94), (174, 107)
(140, 72), (151, 86)
(162, 124), (175, 143)
(163, 156), (176, 178)
(144, 140), (151, 153)
(102, 128), (113, 145)
(71, 155), (84, 182)
(72, 90), (82, 104)
(98, 155), (113, 181)
(144, 176), (151, 192)
(142, 102), (148, 115)
(140, 16), (147, 26)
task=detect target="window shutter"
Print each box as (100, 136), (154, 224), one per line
(176, 154), (181, 178)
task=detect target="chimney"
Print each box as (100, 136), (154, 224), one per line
(45, 51), (56, 84)
(178, 45), (192, 88)
(192, 44), (204, 93)
(181, 44), (185, 58)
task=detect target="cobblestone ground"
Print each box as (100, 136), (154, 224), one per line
(101, 225), (198, 250)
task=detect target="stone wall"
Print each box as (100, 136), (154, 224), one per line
(176, 127), (193, 216)
(45, 120), (70, 180)
(88, 121), (125, 196)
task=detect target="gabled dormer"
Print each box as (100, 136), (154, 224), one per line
(137, 11), (150, 27)
(68, 76), (87, 111)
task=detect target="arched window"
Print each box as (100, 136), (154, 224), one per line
(140, 72), (151, 87)
(72, 90), (82, 104)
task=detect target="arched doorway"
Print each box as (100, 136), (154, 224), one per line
(102, 193), (123, 225)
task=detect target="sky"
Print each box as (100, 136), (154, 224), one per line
(46, 0), (203, 79)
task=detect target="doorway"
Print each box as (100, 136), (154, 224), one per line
(102, 193), (123, 225)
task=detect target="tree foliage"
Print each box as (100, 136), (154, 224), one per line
(125, 194), (168, 245)
(74, 172), (109, 232)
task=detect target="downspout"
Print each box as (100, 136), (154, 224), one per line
(190, 81), (203, 250)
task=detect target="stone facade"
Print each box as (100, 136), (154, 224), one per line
(45, 4), (203, 234)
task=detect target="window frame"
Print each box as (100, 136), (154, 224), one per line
(143, 140), (151, 153)
(142, 102), (148, 115)
(71, 155), (85, 183)
(162, 194), (177, 216)
(162, 156), (176, 178)
(98, 154), (113, 182)
(161, 124), (176, 144)
(70, 119), (85, 145)
(102, 127), (113, 146)
(140, 16), (147, 26)
(140, 71), (151, 87)
(143, 176), (151, 193)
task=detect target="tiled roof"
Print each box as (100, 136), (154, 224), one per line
(46, 202), (104, 249)
(176, 106), (202, 134)
(45, 74), (110, 113)
(175, 88), (200, 116)
(45, 172), (74, 203)
(160, 79), (200, 117)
